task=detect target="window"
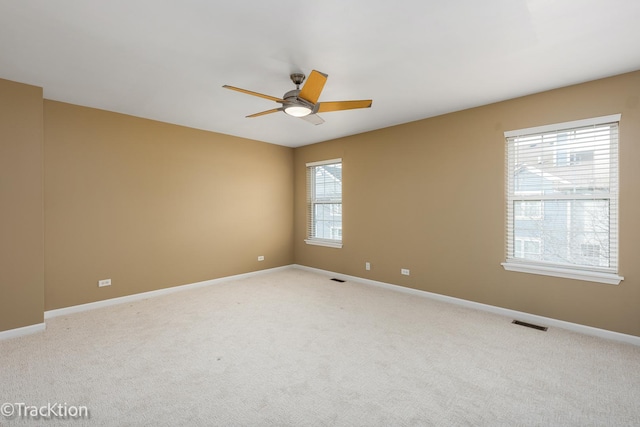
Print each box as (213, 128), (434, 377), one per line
(581, 243), (601, 259)
(305, 158), (342, 248)
(515, 237), (542, 260)
(515, 201), (542, 220)
(502, 115), (623, 285)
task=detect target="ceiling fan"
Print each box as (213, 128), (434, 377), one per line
(223, 70), (372, 125)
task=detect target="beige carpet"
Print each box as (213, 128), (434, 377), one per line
(1, 268), (639, 426)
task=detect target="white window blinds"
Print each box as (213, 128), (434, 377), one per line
(504, 115), (620, 279)
(305, 159), (342, 248)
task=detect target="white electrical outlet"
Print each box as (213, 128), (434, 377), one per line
(98, 279), (111, 287)
(365, 262), (371, 271)
(401, 269), (410, 276)
(258, 256), (265, 261)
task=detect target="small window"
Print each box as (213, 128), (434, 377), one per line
(514, 201), (543, 220)
(581, 243), (601, 259)
(515, 237), (542, 260)
(569, 150), (594, 165)
(305, 159), (342, 248)
(502, 115), (623, 285)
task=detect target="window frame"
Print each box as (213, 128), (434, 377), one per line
(502, 115), (623, 285)
(304, 158), (343, 248)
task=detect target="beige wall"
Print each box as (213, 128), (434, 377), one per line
(0, 78), (45, 331)
(44, 101), (293, 310)
(2, 71), (639, 338)
(294, 71), (640, 336)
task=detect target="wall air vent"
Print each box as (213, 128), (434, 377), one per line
(512, 320), (548, 331)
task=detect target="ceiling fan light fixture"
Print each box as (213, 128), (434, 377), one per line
(283, 104), (312, 117)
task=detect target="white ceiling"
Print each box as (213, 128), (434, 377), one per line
(1, 1), (639, 148)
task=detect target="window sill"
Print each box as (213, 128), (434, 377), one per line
(304, 239), (343, 249)
(501, 262), (623, 285)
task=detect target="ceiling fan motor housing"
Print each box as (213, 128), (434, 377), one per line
(290, 73), (306, 87)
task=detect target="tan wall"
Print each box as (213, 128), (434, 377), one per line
(3, 71), (639, 337)
(0, 78), (45, 331)
(44, 101), (293, 310)
(294, 71), (640, 337)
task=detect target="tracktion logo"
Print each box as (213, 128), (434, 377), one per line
(1, 402), (90, 420)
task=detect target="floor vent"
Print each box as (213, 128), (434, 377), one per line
(512, 320), (548, 331)
(330, 278), (346, 283)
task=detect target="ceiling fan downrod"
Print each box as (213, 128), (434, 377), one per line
(290, 73), (306, 89)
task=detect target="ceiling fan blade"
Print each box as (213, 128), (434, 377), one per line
(317, 100), (373, 113)
(300, 113), (325, 125)
(298, 70), (328, 104)
(222, 85), (284, 103)
(246, 108), (283, 118)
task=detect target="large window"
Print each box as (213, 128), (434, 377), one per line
(305, 158), (342, 248)
(503, 115), (623, 285)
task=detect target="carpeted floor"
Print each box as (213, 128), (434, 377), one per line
(1, 268), (639, 426)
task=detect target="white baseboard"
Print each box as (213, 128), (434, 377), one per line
(8, 264), (638, 347)
(292, 264), (640, 347)
(0, 322), (46, 341)
(45, 266), (291, 320)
